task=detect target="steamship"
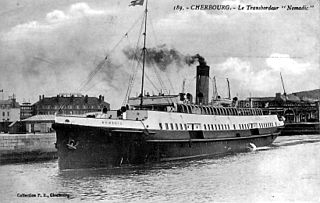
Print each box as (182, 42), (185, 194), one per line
(53, 0), (284, 169)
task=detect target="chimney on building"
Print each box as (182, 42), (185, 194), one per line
(195, 55), (210, 105)
(39, 95), (42, 101)
(275, 93), (282, 101)
(102, 96), (104, 101)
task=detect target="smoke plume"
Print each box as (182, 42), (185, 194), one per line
(122, 45), (206, 71)
(184, 54), (206, 66)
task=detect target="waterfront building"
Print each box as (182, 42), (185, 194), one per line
(32, 93), (110, 115)
(23, 115), (55, 133)
(0, 97), (20, 133)
(239, 93), (319, 123)
(20, 102), (33, 120)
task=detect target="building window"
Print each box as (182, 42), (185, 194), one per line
(2, 112), (4, 117)
(7, 112), (9, 117)
(165, 123), (169, 130)
(159, 123), (163, 130)
(170, 123), (174, 130)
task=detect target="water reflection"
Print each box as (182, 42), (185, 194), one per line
(1, 135), (320, 202)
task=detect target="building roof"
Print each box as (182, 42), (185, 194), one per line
(33, 96), (109, 107)
(247, 97), (275, 102)
(128, 95), (180, 106)
(247, 93), (317, 104)
(0, 99), (20, 107)
(22, 115), (55, 122)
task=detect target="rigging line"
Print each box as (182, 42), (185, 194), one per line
(209, 76), (218, 99)
(146, 16), (176, 96)
(151, 63), (167, 93)
(145, 49), (168, 93)
(146, 12), (176, 105)
(165, 71), (176, 93)
(144, 70), (162, 94)
(144, 62), (175, 106)
(122, 60), (138, 105)
(82, 78), (106, 93)
(122, 51), (143, 105)
(78, 60), (107, 91)
(77, 12), (145, 91)
(147, 61), (174, 104)
(125, 12), (145, 49)
(57, 15), (146, 112)
(143, 10), (175, 105)
(148, 63), (174, 104)
(145, 15), (170, 94)
(148, 13), (159, 47)
(122, 17), (146, 105)
(123, 52), (161, 104)
(127, 62), (162, 97)
(184, 76), (196, 93)
(77, 32), (128, 91)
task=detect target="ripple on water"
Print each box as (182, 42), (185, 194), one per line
(1, 134), (320, 202)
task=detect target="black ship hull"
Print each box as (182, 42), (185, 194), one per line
(54, 123), (279, 170)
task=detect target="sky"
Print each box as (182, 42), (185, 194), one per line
(0, 0), (319, 108)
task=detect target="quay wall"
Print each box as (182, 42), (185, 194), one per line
(281, 122), (320, 135)
(0, 133), (57, 163)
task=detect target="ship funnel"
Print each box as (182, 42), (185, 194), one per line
(195, 55), (209, 105)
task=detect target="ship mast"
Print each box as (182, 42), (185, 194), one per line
(280, 72), (287, 99)
(140, 0), (148, 107)
(226, 78), (231, 99)
(212, 76), (217, 100)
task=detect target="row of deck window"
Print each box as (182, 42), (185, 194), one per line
(159, 122), (276, 131)
(177, 104), (263, 116)
(159, 123), (188, 131)
(259, 122), (274, 128)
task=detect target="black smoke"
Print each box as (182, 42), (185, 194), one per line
(123, 45), (206, 71)
(184, 54), (206, 66)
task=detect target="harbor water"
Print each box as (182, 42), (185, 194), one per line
(1, 135), (319, 202)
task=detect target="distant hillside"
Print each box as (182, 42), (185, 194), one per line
(290, 89), (320, 100)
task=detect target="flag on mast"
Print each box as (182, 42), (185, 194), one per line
(129, 0), (144, 6)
